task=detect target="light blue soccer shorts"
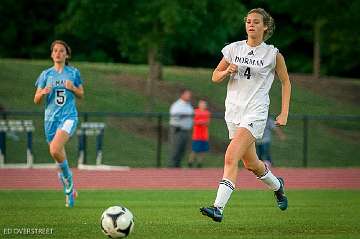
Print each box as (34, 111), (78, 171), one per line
(44, 118), (78, 143)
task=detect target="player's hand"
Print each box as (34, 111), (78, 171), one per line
(226, 64), (238, 75)
(42, 87), (52, 95)
(65, 80), (75, 91)
(275, 113), (288, 126)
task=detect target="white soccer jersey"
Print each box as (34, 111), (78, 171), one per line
(222, 40), (278, 125)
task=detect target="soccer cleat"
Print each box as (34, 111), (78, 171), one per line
(274, 177), (288, 211)
(65, 189), (78, 208)
(58, 172), (77, 208)
(200, 206), (223, 222)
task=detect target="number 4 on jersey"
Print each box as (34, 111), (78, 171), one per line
(244, 67), (251, 79)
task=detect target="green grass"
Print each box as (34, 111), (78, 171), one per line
(0, 190), (360, 238)
(0, 58), (359, 167)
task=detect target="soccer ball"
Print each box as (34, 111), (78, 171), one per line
(100, 206), (134, 238)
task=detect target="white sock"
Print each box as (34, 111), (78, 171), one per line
(258, 170), (281, 191)
(214, 178), (235, 212)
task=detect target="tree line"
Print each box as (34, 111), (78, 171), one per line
(1, 0), (359, 79)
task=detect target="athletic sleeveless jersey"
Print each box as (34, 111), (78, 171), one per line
(222, 40), (278, 124)
(35, 65), (83, 121)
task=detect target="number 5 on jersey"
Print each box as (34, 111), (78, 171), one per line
(55, 89), (66, 106)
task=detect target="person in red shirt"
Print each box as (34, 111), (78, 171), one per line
(188, 100), (211, 168)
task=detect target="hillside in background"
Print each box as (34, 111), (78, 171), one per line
(0, 59), (359, 168)
(1, 59), (359, 114)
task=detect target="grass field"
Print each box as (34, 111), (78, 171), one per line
(1, 190), (360, 238)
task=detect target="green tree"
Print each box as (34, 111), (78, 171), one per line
(266, 0), (359, 78)
(0, 0), (66, 58)
(58, 0), (246, 110)
(321, 1), (360, 77)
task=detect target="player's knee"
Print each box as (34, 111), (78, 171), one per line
(224, 153), (237, 167)
(49, 148), (58, 159)
(49, 145), (61, 159)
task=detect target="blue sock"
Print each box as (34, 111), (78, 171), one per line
(58, 159), (71, 179)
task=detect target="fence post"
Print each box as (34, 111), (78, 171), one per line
(26, 131), (33, 167)
(156, 114), (163, 168)
(0, 131), (5, 166)
(96, 128), (104, 165)
(77, 131), (85, 166)
(83, 113), (88, 165)
(0, 112), (7, 164)
(303, 116), (309, 167)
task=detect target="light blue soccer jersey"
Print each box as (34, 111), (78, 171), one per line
(35, 65), (83, 121)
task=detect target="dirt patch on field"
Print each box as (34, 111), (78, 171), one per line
(107, 74), (223, 111)
(290, 74), (359, 142)
(291, 74), (360, 105)
(108, 74), (179, 104)
(326, 127), (360, 143)
(109, 73), (359, 110)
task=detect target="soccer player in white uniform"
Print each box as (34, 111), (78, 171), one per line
(200, 8), (291, 222)
(34, 40), (84, 208)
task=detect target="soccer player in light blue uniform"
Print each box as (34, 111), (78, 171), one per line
(34, 40), (84, 208)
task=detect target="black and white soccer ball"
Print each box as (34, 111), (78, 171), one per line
(100, 206), (134, 238)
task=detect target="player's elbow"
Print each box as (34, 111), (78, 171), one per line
(282, 76), (291, 85)
(279, 72), (290, 85)
(76, 87), (84, 99)
(211, 75), (222, 83)
(211, 77), (219, 83)
(77, 92), (84, 99)
(73, 87), (83, 99)
(33, 97), (40, 104)
(211, 72), (219, 83)
(282, 78), (291, 90)
(212, 70), (226, 83)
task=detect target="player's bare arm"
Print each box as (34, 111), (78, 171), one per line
(212, 57), (237, 83)
(33, 87), (51, 104)
(275, 52), (291, 126)
(65, 80), (84, 99)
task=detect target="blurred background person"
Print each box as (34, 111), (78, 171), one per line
(256, 116), (286, 168)
(168, 89), (193, 168)
(188, 100), (211, 168)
